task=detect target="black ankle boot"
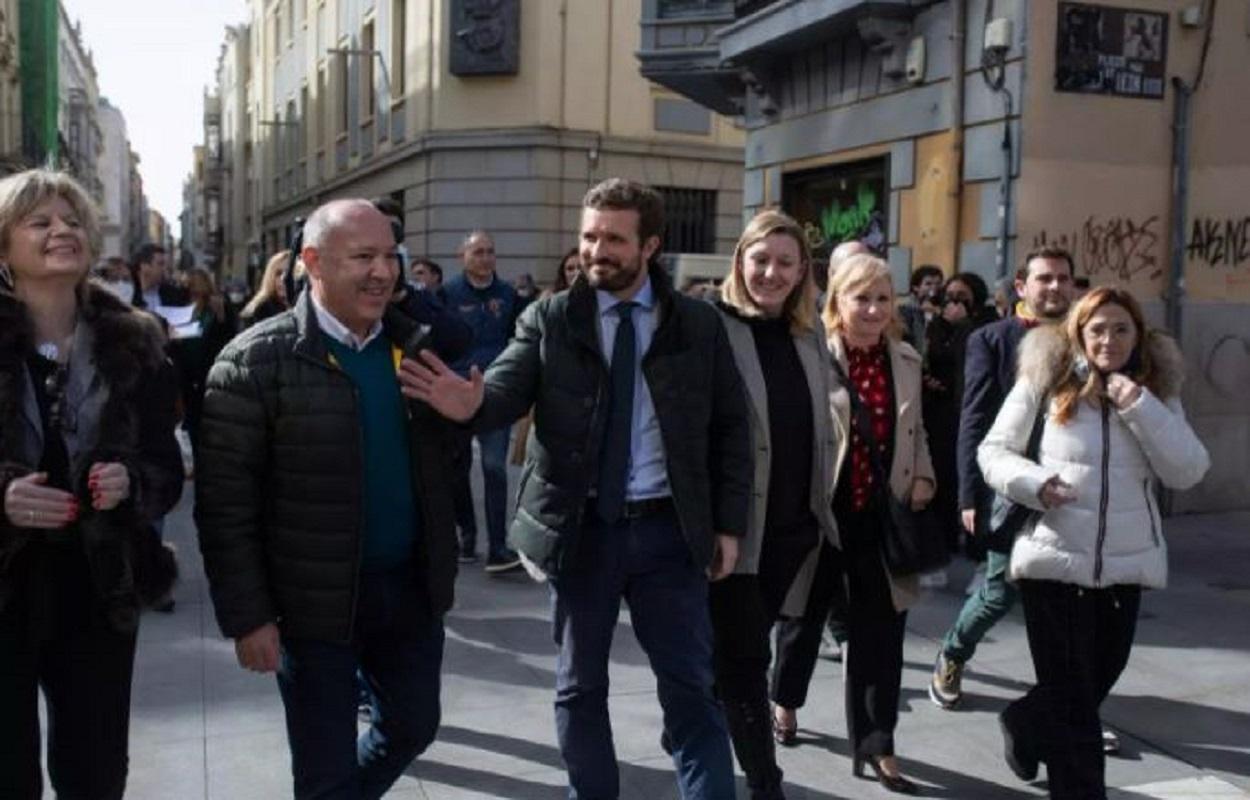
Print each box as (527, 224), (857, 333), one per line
(722, 698), (786, 800)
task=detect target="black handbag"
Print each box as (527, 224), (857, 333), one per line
(833, 359), (949, 578)
(984, 398), (1048, 552)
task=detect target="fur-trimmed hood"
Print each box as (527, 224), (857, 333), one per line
(980, 322), (1209, 591)
(1015, 323), (1186, 400)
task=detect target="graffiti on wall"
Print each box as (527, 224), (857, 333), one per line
(1187, 217), (1250, 269)
(1204, 333), (1250, 402)
(801, 183), (887, 255)
(1030, 214), (1162, 281)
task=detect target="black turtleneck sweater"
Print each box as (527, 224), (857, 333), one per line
(748, 316), (814, 536)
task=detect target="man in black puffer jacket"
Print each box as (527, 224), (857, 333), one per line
(195, 199), (460, 799)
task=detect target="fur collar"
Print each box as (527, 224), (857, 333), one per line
(0, 281), (167, 455)
(1016, 323), (1186, 400)
(0, 280), (165, 378)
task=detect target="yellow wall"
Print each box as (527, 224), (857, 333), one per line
(423, 0), (742, 146)
(1017, 0), (1250, 301)
(897, 131), (960, 273)
(248, 0), (742, 200)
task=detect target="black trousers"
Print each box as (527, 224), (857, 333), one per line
(0, 545), (139, 800)
(771, 540), (844, 709)
(1007, 579), (1140, 800)
(709, 527), (815, 795)
(711, 529), (816, 702)
(771, 510), (906, 758)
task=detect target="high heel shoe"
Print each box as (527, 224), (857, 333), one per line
(771, 707), (797, 747)
(853, 755), (919, 795)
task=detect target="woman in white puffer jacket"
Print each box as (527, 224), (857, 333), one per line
(977, 287), (1209, 799)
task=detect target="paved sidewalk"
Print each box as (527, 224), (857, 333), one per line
(104, 483), (1250, 798)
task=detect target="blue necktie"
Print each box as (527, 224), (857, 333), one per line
(597, 301), (637, 523)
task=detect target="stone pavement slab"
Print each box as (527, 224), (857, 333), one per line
(39, 478), (1249, 798)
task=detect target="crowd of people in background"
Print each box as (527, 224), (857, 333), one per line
(0, 167), (1212, 800)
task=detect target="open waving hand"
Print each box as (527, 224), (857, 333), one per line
(398, 349), (485, 422)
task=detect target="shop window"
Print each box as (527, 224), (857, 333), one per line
(782, 156), (888, 267)
(658, 187), (716, 254)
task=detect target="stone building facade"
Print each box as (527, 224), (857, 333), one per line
(640, 0), (1249, 511)
(205, 0), (744, 286)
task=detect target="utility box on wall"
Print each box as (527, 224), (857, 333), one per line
(450, 0), (521, 76)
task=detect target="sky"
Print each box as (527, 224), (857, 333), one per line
(60, 0), (250, 238)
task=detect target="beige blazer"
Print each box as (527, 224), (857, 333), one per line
(718, 312), (840, 599)
(784, 334), (936, 614)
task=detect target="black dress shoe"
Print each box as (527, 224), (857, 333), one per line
(998, 709), (1039, 781)
(853, 755), (919, 794)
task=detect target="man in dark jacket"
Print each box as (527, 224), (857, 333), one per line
(131, 244), (190, 311)
(929, 246), (1074, 710)
(401, 178), (751, 800)
(195, 199), (459, 799)
(898, 263), (945, 356)
(441, 230), (522, 572)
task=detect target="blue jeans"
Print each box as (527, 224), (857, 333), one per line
(940, 549), (1018, 663)
(551, 508), (735, 800)
(276, 565), (445, 800)
(453, 426), (511, 559)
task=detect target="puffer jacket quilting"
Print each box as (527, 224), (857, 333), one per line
(194, 292), (461, 643)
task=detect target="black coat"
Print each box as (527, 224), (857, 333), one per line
(194, 292), (462, 643)
(474, 266), (752, 575)
(0, 284), (184, 633)
(955, 316), (1030, 523)
(391, 286), (474, 364)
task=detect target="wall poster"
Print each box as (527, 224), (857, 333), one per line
(1055, 3), (1168, 99)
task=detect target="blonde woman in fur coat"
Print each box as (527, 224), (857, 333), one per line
(0, 170), (183, 799)
(978, 287), (1209, 799)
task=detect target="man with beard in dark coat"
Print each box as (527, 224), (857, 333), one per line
(400, 178), (751, 799)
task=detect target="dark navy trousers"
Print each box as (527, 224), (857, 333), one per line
(276, 564), (444, 800)
(551, 508), (735, 800)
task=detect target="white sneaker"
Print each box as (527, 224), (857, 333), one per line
(1103, 729), (1120, 754)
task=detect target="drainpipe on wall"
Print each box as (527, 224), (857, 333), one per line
(1162, 0), (1215, 516)
(996, 90), (1013, 280)
(1167, 0), (1216, 343)
(949, 0), (966, 272)
(1168, 80), (1192, 341)
(978, 1), (1013, 280)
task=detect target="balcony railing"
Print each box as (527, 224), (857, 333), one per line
(639, 0), (918, 116)
(637, 0), (743, 115)
(734, 0), (777, 17)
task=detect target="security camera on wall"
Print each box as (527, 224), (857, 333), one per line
(984, 18), (1013, 55)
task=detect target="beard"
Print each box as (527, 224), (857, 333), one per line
(1036, 294), (1072, 320)
(586, 253), (645, 293)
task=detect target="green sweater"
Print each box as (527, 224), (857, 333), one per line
(324, 335), (418, 571)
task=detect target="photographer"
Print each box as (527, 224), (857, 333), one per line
(921, 274), (997, 580)
(899, 264), (944, 356)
